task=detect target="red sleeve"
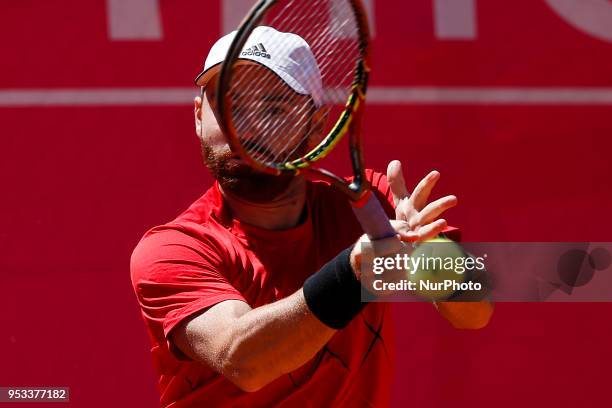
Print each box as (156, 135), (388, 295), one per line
(130, 225), (247, 357)
(366, 169), (396, 214)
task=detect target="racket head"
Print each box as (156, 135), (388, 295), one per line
(214, 0), (372, 198)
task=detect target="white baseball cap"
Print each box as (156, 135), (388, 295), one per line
(195, 26), (323, 107)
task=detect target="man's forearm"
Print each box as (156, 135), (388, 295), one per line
(219, 289), (335, 391)
(175, 289), (336, 393)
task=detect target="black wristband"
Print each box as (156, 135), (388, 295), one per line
(303, 246), (366, 329)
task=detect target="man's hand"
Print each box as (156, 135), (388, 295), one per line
(387, 160), (457, 241)
(349, 220), (413, 295)
(349, 160), (458, 281)
(386, 161), (493, 328)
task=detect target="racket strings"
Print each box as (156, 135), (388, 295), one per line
(265, 0), (358, 151)
(230, 0), (328, 106)
(228, 1), (305, 106)
(228, 0), (362, 165)
(233, 0), (356, 107)
(230, 55), (316, 160)
(233, 59), (328, 163)
(231, 68), (316, 162)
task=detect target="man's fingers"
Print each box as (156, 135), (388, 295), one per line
(387, 160), (410, 207)
(390, 219), (412, 236)
(398, 231), (420, 243)
(398, 219), (448, 243)
(410, 195), (457, 228)
(410, 170), (440, 211)
(420, 218), (448, 241)
(395, 200), (418, 223)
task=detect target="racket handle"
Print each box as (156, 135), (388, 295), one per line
(351, 193), (397, 240)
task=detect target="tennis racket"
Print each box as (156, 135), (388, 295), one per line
(215, 0), (395, 240)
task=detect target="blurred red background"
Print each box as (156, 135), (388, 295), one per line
(1, 1), (612, 406)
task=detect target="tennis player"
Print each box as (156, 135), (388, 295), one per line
(131, 28), (493, 407)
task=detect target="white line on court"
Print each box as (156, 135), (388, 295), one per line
(2, 87), (612, 107)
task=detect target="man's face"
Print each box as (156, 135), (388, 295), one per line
(195, 71), (297, 203)
(228, 64), (320, 163)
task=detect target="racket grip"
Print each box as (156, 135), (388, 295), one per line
(351, 193), (397, 240)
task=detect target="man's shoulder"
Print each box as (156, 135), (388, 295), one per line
(141, 183), (224, 240)
(129, 220), (233, 296)
(173, 183), (224, 224)
(130, 186), (229, 275)
(131, 220), (223, 262)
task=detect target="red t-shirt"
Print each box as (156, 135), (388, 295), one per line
(131, 171), (397, 407)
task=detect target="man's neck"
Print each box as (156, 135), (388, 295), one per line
(220, 177), (307, 230)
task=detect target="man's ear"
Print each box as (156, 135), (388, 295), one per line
(194, 94), (203, 138)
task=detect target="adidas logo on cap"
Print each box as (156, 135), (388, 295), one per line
(241, 43), (271, 59)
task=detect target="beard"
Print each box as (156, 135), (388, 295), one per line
(202, 144), (295, 203)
